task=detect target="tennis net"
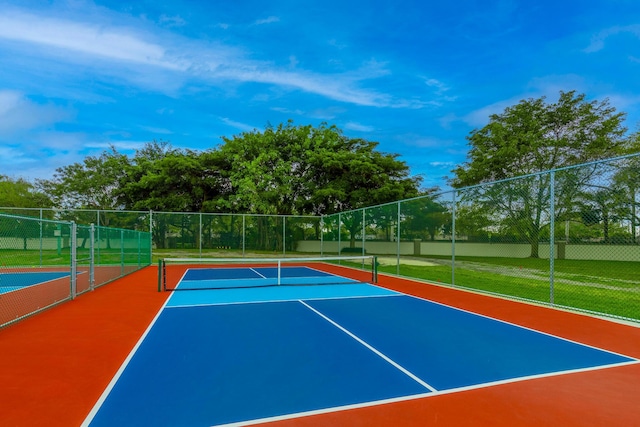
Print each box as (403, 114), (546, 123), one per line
(158, 255), (378, 291)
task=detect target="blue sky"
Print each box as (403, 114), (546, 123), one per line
(1, 0), (640, 189)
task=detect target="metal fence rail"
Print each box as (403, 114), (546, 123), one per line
(0, 213), (152, 328)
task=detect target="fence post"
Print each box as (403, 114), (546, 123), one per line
(137, 231), (141, 268)
(451, 190), (456, 286)
(362, 209), (365, 257)
(242, 214), (246, 257)
(149, 210), (153, 265)
(89, 224), (95, 291)
(39, 208), (43, 267)
(320, 217), (324, 256)
(396, 202), (401, 275)
(120, 229), (125, 276)
(549, 170), (555, 305)
(338, 213), (341, 256)
(70, 222), (77, 299)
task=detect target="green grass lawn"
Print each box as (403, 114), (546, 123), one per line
(0, 249), (150, 267)
(4, 248), (636, 321)
(375, 257), (640, 321)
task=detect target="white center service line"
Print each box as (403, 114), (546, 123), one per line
(298, 299), (437, 393)
(249, 268), (267, 279)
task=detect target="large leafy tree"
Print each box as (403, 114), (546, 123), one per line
(0, 175), (51, 209)
(217, 122), (421, 249)
(38, 147), (130, 211)
(0, 176), (52, 249)
(451, 91), (628, 257)
(611, 134), (640, 243)
(118, 141), (228, 212)
(36, 123), (422, 249)
(217, 121), (421, 215)
(117, 141), (231, 249)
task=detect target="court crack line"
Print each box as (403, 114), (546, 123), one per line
(298, 300), (437, 393)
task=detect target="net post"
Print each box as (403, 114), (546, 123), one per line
(157, 259), (163, 292)
(277, 259), (281, 285)
(373, 255), (378, 283)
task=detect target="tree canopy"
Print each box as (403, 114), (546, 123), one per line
(451, 91), (628, 186)
(0, 175), (51, 209)
(38, 123), (422, 217)
(450, 91), (633, 257)
(217, 122), (420, 215)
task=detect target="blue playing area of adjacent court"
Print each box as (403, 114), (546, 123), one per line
(0, 272), (70, 294)
(83, 267), (637, 427)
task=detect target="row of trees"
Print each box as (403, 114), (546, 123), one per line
(34, 121), (422, 217)
(2, 122), (423, 249)
(324, 91), (640, 255)
(2, 91), (639, 255)
(451, 91), (639, 256)
(325, 148), (639, 252)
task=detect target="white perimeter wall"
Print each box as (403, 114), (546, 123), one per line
(296, 240), (640, 261)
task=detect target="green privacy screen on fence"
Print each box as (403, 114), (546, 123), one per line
(0, 213), (151, 328)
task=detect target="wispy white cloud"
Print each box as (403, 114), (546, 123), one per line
(0, 131), (95, 179)
(219, 117), (257, 132)
(255, 16), (280, 25)
(0, 11), (188, 71)
(438, 113), (460, 130)
(429, 161), (456, 168)
(215, 66), (393, 107)
(583, 24), (640, 53)
(464, 75), (589, 127)
(0, 9), (414, 108)
(344, 122), (375, 132)
(271, 106), (306, 116)
(463, 98), (518, 127)
(0, 90), (72, 135)
(425, 78), (450, 95)
(159, 14), (186, 28)
(526, 74), (587, 97)
(0, 144), (34, 165)
(85, 140), (148, 151)
(138, 125), (174, 135)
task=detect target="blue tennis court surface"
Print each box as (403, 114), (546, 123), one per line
(84, 267), (637, 427)
(174, 266), (360, 290)
(0, 272), (70, 294)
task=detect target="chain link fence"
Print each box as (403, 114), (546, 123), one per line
(319, 153), (640, 322)
(0, 208), (322, 258)
(2, 154), (638, 322)
(0, 213), (151, 328)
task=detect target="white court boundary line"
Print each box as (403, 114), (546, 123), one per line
(299, 300), (437, 392)
(396, 292), (640, 361)
(249, 267), (267, 279)
(80, 295), (173, 427)
(212, 359), (639, 427)
(165, 292), (403, 309)
(81, 279), (639, 427)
